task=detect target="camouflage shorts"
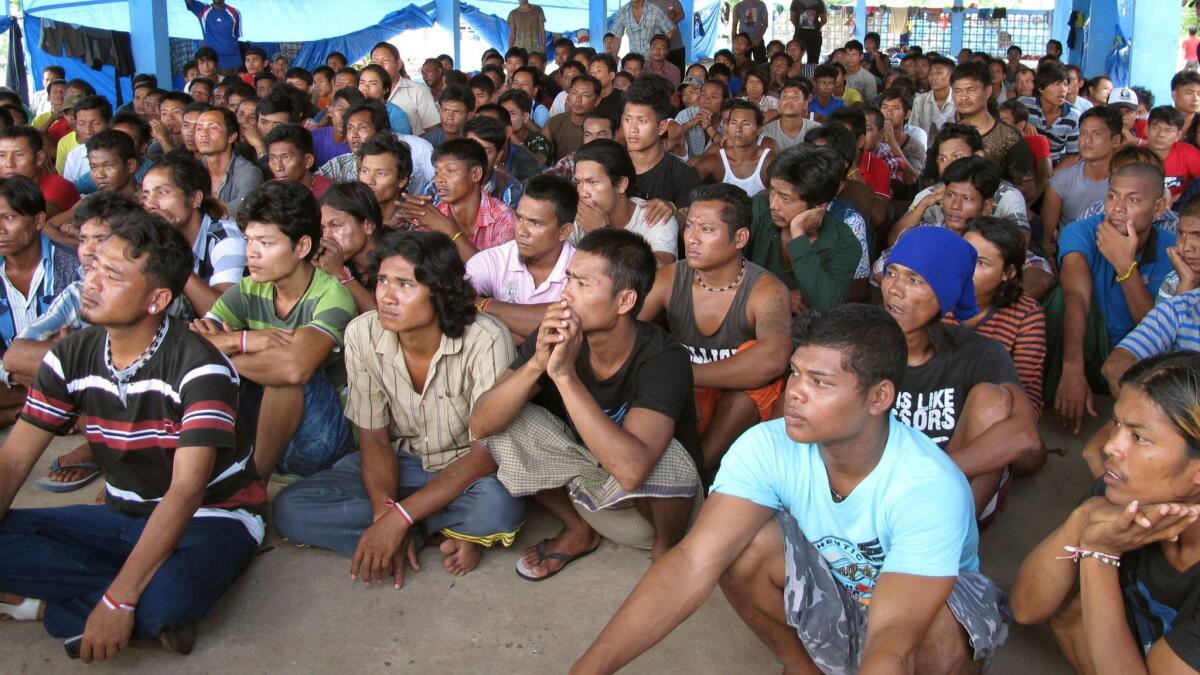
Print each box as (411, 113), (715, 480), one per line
(777, 510), (1010, 674)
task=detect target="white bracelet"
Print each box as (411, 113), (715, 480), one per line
(1056, 545), (1121, 567)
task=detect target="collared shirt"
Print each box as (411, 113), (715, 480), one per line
(0, 235), (80, 382)
(388, 78), (440, 136)
(611, 1), (675, 57)
(910, 90), (956, 137)
(432, 192), (515, 252)
(466, 240), (576, 305)
(62, 142), (90, 183)
(211, 153), (264, 217)
(317, 152), (359, 183)
(1018, 96), (1080, 164)
(422, 168), (524, 210)
(646, 60), (682, 89)
(675, 106), (711, 158)
(19, 280), (84, 341)
(192, 214), (248, 287)
(343, 311), (515, 471)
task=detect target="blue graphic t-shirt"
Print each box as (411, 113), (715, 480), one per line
(713, 415), (979, 604)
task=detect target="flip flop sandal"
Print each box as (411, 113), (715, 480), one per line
(34, 459), (102, 493)
(0, 598), (42, 621)
(515, 538), (600, 582)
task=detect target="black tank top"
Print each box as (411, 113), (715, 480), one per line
(666, 259), (767, 364)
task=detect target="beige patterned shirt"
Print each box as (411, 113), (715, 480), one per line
(344, 311), (515, 471)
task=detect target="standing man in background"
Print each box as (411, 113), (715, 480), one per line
(732, 0), (769, 63)
(184, 0), (243, 72)
(790, 0), (826, 65)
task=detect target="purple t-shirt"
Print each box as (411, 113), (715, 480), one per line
(313, 127), (350, 168)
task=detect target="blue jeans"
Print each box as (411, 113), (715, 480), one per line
(273, 451), (525, 558)
(240, 369), (353, 476)
(0, 505), (258, 638)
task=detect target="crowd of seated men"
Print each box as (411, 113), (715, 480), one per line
(0, 23), (1198, 674)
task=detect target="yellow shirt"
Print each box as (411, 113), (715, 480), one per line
(842, 86), (864, 106)
(55, 131), (79, 175)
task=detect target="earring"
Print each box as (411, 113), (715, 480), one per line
(149, 304), (158, 313)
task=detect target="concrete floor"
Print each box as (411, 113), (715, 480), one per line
(0, 406), (1110, 674)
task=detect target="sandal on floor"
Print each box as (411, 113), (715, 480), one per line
(0, 598), (42, 621)
(515, 539), (600, 582)
(35, 459), (102, 493)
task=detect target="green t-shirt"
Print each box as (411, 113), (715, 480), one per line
(208, 267), (357, 387)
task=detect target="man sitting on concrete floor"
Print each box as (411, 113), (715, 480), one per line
(470, 228), (702, 580)
(638, 184), (791, 483)
(883, 227), (1042, 521)
(3, 193), (141, 492)
(0, 212), (264, 660)
(1012, 351), (1200, 675)
(572, 304), (1009, 674)
(274, 230), (524, 583)
(1049, 162), (1177, 436)
(193, 181), (356, 480)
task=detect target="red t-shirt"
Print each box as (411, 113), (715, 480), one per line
(1164, 142), (1200, 197)
(47, 118), (70, 143)
(37, 171), (80, 211)
(1133, 118), (1148, 140)
(1023, 132), (1050, 163)
(858, 150), (892, 199)
(311, 174), (332, 200)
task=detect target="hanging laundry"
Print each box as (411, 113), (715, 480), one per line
(993, 7), (1007, 20)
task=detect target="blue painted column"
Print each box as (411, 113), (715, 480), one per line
(435, 0), (460, 66)
(1128, 0), (1179, 106)
(1082, 0), (1116, 79)
(950, 0), (964, 57)
(1052, 0), (1072, 55)
(680, 0), (694, 63)
(128, 0), (170, 86)
(590, 0), (607, 50)
(855, 0), (866, 42)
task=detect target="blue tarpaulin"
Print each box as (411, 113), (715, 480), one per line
(289, 7), (435, 72)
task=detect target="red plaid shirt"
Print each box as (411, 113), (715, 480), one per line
(435, 192), (515, 252)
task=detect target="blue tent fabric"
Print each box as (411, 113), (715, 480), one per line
(460, 4), (509, 55)
(290, 7), (434, 72)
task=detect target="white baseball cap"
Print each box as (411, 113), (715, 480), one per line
(1107, 87), (1138, 108)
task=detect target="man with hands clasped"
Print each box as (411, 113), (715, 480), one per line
(1013, 351), (1200, 675)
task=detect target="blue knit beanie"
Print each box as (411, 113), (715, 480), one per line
(886, 227), (979, 320)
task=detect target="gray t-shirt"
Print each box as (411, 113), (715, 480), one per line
(734, 0), (770, 42)
(1050, 162), (1109, 224)
(761, 117), (821, 154)
(846, 68), (878, 101)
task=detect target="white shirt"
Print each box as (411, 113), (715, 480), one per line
(62, 143), (90, 183)
(397, 133), (435, 195)
(910, 90), (956, 137)
(388, 78), (440, 136)
(549, 90), (568, 118)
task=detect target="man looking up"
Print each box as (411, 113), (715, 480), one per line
(274, 229), (525, 582)
(572, 304), (1007, 674)
(140, 153), (247, 320)
(471, 228), (703, 578)
(194, 107), (262, 216)
(638, 184), (790, 482)
(468, 174), (577, 341)
(951, 61), (1036, 203)
(398, 138), (515, 263)
(1051, 162), (1178, 435)
(0, 211), (264, 660)
(195, 181), (355, 480)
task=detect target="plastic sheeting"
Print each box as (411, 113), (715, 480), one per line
(24, 16), (134, 104)
(289, 7), (434, 72)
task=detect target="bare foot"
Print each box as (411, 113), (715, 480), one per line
(519, 527), (601, 579)
(439, 539), (482, 576)
(47, 442), (97, 484)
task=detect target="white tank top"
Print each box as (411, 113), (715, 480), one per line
(719, 147), (771, 196)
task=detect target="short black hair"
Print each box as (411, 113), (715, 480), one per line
(522, 173), (579, 226)
(926, 123), (984, 180)
(621, 53), (645, 69)
(1173, 70), (1200, 92)
(432, 137), (488, 173)
(358, 132), (414, 187)
(574, 139), (637, 194)
(950, 60), (991, 88)
(146, 153), (224, 220)
(265, 123), (315, 158)
(66, 78), (97, 96)
(572, 73), (602, 97)
(1149, 105), (1186, 130)
(0, 125), (43, 154)
(504, 47), (529, 64)
(623, 74), (675, 122)
(827, 107), (866, 139)
(813, 64), (839, 82)
(73, 190), (141, 228)
(940, 156), (1002, 200)
(1079, 105), (1123, 137)
(439, 84), (477, 112)
(86, 128), (136, 163)
(237, 181), (322, 261)
(767, 145), (842, 205)
(244, 45), (268, 61)
(791, 304), (907, 393)
(76, 95), (113, 121)
(474, 104), (511, 128)
(498, 88), (533, 114)
(257, 93), (299, 122)
(343, 99), (390, 135)
(159, 91), (192, 110)
(879, 86), (913, 112)
(0, 176), (45, 216)
(1034, 61), (1068, 93)
(463, 114), (507, 152)
(371, 230), (477, 338)
(966, 215), (1026, 309)
(803, 123), (856, 175)
(285, 67), (314, 86)
(107, 210), (194, 302)
(726, 99), (764, 126)
(468, 73), (496, 97)
(42, 64), (65, 77)
(327, 51), (348, 64)
(332, 86), (365, 107)
(997, 99), (1029, 125)
(688, 183), (751, 240)
(575, 228), (656, 316)
(253, 71), (277, 84)
(779, 77), (810, 98)
(359, 64), (393, 94)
